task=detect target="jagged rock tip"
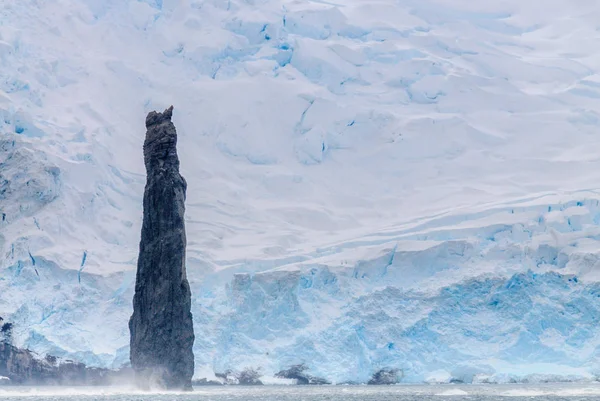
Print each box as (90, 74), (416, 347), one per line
(145, 105), (174, 128)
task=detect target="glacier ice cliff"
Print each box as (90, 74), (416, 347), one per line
(1, 0), (600, 384)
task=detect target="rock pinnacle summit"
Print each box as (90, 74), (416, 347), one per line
(129, 106), (195, 391)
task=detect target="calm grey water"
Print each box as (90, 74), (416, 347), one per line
(2, 384), (600, 401)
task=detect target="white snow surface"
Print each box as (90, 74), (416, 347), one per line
(2, 0), (600, 383)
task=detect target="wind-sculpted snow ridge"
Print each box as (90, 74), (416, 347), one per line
(2, 0), (600, 384)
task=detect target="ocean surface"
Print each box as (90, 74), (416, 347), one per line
(2, 384), (600, 401)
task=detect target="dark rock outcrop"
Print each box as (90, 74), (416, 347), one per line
(0, 342), (55, 385)
(0, 318), (13, 345)
(193, 368), (263, 386)
(192, 378), (223, 386)
(214, 368), (264, 385)
(129, 106), (195, 391)
(215, 370), (238, 385)
(367, 368), (402, 385)
(275, 364), (330, 385)
(237, 367), (264, 385)
(0, 342), (127, 385)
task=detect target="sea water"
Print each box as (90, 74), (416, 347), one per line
(2, 383), (600, 401)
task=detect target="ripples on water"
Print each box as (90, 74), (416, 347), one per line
(2, 384), (600, 401)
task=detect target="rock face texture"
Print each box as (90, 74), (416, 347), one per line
(129, 106), (195, 391)
(0, 342), (123, 385)
(275, 364), (331, 385)
(367, 368), (402, 385)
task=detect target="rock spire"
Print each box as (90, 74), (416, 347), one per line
(129, 106), (195, 391)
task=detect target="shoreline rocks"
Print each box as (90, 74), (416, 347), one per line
(0, 342), (129, 386)
(275, 364), (331, 385)
(368, 368), (402, 385)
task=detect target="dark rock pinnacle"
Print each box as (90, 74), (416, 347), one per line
(129, 106), (195, 391)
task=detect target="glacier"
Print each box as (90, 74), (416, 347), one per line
(2, 0), (600, 384)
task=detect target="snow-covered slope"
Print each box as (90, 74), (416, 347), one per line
(2, 0), (600, 383)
